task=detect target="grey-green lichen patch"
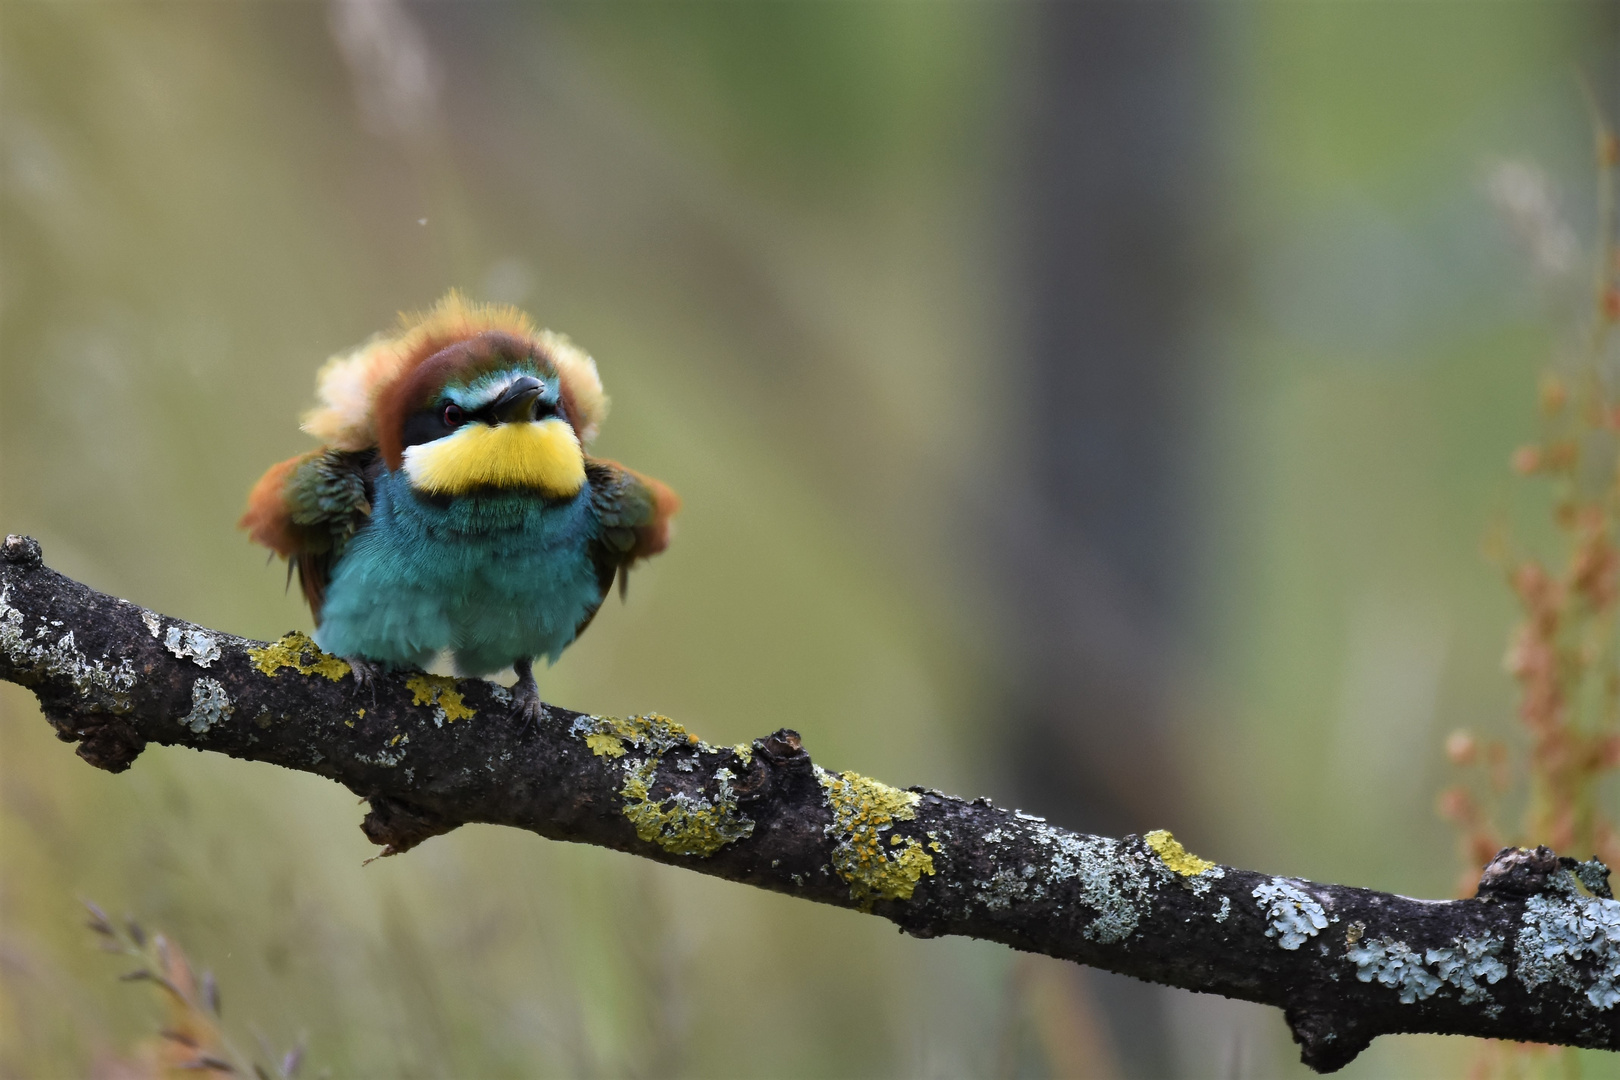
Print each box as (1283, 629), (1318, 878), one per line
(140, 610), (161, 638)
(573, 714), (754, 859)
(1518, 876), (1620, 1009)
(164, 625), (221, 668)
(1429, 937), (1508, 1006)
(0, 585), (136, 707)
(993, 824), (1158, 944)
(1187, 867), (1225, 898)
(356, 733), (410, 768)
(1346, 937), (1442, 1003)
(1056, 831), (1157, 943)
(980, 866), (1038, 911)
(1215, 896), (1232, 922)
(1573, 858), (1615, 899)
(1347, 934), (1507, 1007)
(816, 766), (936, 910)
(1253, 878), (1330, 949)
(181, 677), (233, 733)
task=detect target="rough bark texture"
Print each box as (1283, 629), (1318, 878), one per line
(4, 534), (1620, 1072)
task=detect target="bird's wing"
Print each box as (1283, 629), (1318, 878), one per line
(240, 448), (378, 622)
(576, 457), (681, 636)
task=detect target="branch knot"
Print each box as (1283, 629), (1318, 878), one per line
(2, 534), (41, 568)
(1477, 845), (1567, 897)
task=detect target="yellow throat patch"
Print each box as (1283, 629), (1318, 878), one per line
(402, 418), (585, 497)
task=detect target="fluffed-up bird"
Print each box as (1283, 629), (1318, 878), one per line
(241, 292), (678, 724)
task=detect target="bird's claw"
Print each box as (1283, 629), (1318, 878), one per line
(346, 656), (384, 707)
(510, 680), (548, 735)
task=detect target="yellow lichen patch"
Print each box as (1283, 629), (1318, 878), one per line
(576, 713), (697, 755)
(441, 693), (475, 723)
(620, 759), (754, 858)
(1144, 829), (1217, 877)
(733, 742), (754, 766)
(406, 674), (444, 706)
(585, 732), (627, 758)
(404, 673), (475, 722)
(248, 632), (351, 681)
(817, 769), (936, 910)
(573, 714), (753, 857)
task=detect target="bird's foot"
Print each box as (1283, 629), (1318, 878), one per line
(510, 681), (549, 734)
(510, 659), (547, 734)
(346, 656), (385, 706)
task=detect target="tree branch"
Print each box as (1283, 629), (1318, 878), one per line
(4, 533), (1618, 1072)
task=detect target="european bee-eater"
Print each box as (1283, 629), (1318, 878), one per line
(241, 292), (678, 724)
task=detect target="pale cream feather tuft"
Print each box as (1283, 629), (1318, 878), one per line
(300, 333), (405, 450)
(537, 328), (607, 444)
(299, 290), (610, 450)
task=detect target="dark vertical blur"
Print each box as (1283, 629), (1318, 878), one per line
(1003, 2), (1213, 1074)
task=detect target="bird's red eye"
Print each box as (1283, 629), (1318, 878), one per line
(442, 404), (464, 427)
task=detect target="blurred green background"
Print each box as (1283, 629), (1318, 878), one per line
(2, 2), (1616, 1077)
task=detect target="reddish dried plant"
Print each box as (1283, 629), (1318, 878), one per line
(1441, 111), (1620, 900)
(1438, 106), (1620, 1079)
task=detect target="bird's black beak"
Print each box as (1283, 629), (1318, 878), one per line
(489, 377), (544, 424)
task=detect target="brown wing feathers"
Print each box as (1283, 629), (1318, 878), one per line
(583, 458), (680, 598)
(239, 449), (376, 623)
(240, 453), (316, 559)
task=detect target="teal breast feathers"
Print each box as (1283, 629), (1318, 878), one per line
(315, 468), (604, 676)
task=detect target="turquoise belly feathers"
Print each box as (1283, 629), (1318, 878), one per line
(240, 292), (678, 724)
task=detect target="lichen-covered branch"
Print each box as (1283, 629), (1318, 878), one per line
(3, 534), (1618, 1072)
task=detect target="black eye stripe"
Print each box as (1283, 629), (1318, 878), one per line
(398, 378), (562, 452)
(400, 403), (463, 450)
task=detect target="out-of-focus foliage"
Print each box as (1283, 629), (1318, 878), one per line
(0, 3), (1615, 1078)
(1443, 119), (1620, 877)
(1435, 113), (1620, 1080)
(81, 901), (289, 1080)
